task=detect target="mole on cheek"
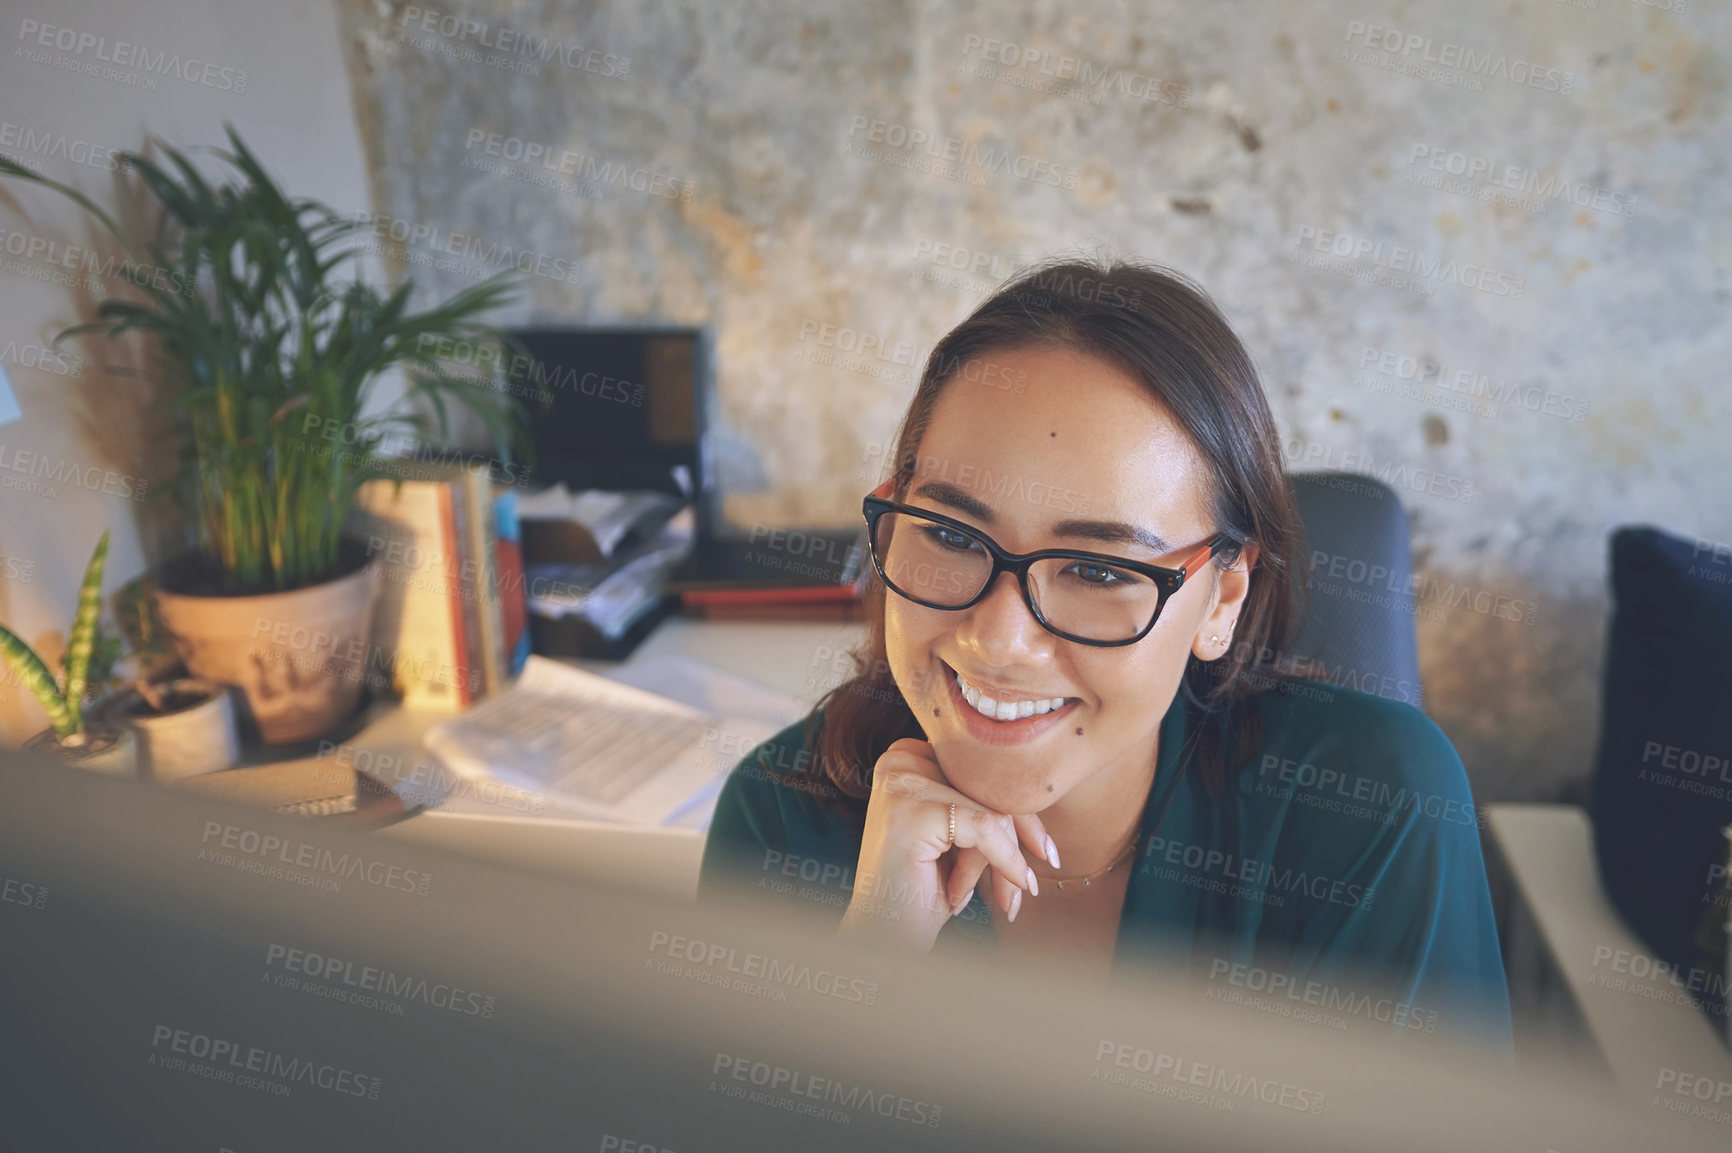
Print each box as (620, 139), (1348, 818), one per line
(933, 707), (941, 717)
(1075, 727), (1084, 736)
(1046, 783), (1054, 793)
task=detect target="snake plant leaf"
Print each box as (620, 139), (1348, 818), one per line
(61, 531), (110, 733)
(0, 624), (75, 739)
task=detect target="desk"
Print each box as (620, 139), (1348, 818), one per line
(573, 615), (868, 703)
(1484, 803), (1732, 1099)
(307, 616), (866, 791)
(365, 617), (867, 898)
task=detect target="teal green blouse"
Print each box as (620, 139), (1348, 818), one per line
(698, 678), (1513, 1052)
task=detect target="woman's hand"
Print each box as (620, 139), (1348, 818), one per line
(838, 737), (1060, 952)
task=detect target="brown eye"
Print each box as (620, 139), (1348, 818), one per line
(1064, 561), (1130, 586)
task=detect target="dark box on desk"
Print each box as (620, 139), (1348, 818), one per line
(526, 593), (680, 661)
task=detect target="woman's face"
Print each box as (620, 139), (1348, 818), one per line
(882, 343), (1250, 817)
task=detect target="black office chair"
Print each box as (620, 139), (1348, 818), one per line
(1283, 471), (1424, 712)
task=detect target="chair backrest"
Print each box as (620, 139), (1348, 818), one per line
(1284, 471), (1424, 711)
(1590, 525), (1732, 1011)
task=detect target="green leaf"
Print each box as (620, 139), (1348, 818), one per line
(0, 155), (123, 238)
(3, 125), (538, 596)
(0, 624), (75, 739)
(61, 531), (110, 733)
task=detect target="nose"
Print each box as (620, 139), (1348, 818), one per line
(954, 570), (1052, 664)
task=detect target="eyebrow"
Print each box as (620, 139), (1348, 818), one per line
(910, 481), (1175, 555)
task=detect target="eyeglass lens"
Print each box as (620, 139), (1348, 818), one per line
(871, 509), (1163, 642)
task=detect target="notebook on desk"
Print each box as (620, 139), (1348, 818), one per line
(169, 754), (410, 821)
(422, 655), (791, 827)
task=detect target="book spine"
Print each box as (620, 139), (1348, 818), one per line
(494, 485), (531, 677)
(465, 468), (503, 695)
(350, 478), (466, 712)
(440, 482), (475, 709)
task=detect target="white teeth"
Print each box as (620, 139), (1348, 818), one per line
(953, 669), (1068, 722)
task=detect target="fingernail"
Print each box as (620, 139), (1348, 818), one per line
(1044, 836), (1060, 869)
(1026, 867), (1039, 897)
(1008, 888), (1022, 923)
(951, 893), (969, 917)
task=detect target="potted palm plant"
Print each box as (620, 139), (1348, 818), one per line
(0, 125), (536, 743)
(0, 533), (137, 775)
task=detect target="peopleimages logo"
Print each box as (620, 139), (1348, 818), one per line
(845, 116), (1079, 189)
(1255, 753), (1484, 831)
(647, 930), (880, 1007)
(297, 410), (535, 487)
(910, 238), (1035, 291)
(1, 870), (48, 911)
(711, 1052), (942, 1127)
(317, 739), (547, 815)
(0, 340), (83, 379)
(418, 333), (644, 406)
(1652, 1067), (1732, 1126)
(15, 19), (249, 92)
(1356, 345), (1590, 424)
(1591, 944), (1731, 1006)
(1205, 959), (1441, 1033)
(0, 443), (151, 502)
(1405, 143), (1637, 219)
(1342, 19), (1576, 96)
(1291, 226), (1525, 299)
(350, 211), (582, 285)
(0, 223), (196, 299)
(264, 943), (497, 1018)
(0, 121), (128, 174)
(149, 1025), (382, 1100)
(461, 129), (693, 202)
(861, 443), (1093, 515)
(1093, 1040), (1326, 1114)
(957, 34), (1190, 108)
(1141, 834), (1374, 909)
(199, 820), (433, 896)
(1281, 438), (1477, 505)
(398, 5), (629, 78)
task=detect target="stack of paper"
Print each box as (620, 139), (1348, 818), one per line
(524, 507), (695, 640)
(421, 655), (793, 827)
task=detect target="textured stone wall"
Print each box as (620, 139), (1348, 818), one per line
(334, 0), (1731, 803)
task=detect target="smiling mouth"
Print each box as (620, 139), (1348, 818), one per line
(945, 662), (1076, 723)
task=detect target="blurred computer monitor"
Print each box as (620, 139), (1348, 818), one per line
(1, 748), (1722, 1153)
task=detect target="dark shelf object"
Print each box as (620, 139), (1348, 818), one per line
(526, 593), (680, 662)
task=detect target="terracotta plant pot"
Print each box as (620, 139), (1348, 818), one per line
(24, 722), (138, 776)
(153, 539), (380, 745)
(108, 678), (240, 781)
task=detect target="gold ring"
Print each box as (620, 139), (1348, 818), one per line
(947, 802), (957, 848)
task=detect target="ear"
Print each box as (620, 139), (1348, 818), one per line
(1191, 542), (1259, 662)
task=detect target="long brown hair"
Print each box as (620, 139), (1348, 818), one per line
(792, 258), (1308, 819)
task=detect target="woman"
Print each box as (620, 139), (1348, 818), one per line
(698, 259), (1513, 1050)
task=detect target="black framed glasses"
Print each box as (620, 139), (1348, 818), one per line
(862, 494), (1230, 647)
